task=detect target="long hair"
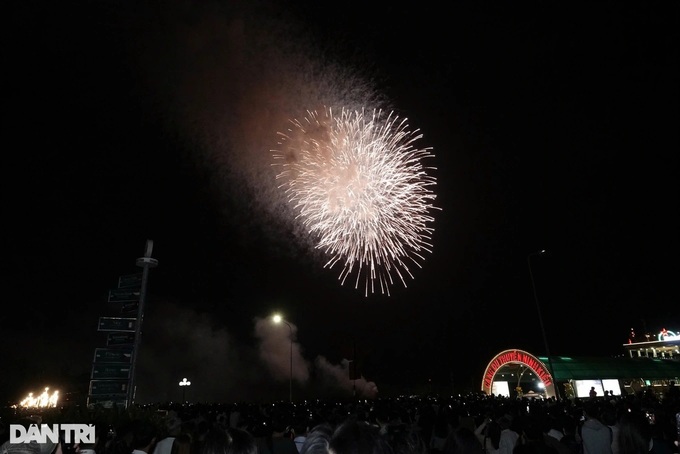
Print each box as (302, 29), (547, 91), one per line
(225, 428), (257, 454)
(484, 421), (501, 450)
(200, 427), (230, 454)
(617, 411), (650, 454)
(171, 434), (193, 454)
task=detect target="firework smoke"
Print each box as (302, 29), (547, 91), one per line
(315, 356), (378, 399)
(128, 1), (395, 266)
(273, 107), (438, 296)
(254, 316), (310, 383)
(133, 306), (377, 402)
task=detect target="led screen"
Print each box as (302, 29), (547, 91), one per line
(492, 380), (510, 397)
(575, 379), (605, 398)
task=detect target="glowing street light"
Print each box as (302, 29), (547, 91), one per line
(272, 313), (293, 402)
(179, 378), (191, 402)
(528, 249), (560, 400)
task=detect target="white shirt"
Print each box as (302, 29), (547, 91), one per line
(498, 429), (519, 454)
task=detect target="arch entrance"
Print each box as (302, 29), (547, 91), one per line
(481, 349), (556, 398)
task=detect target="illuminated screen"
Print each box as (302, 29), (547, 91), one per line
(491, 380), (510, 397)
(575, 379), (605, 398)
(602, 379), (622, 396)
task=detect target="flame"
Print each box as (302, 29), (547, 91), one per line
(19, 387), (59, 408)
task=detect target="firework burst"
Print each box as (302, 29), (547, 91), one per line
(273, 107), (439, 296)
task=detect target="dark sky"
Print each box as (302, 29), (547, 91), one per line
(3, 1), (678, 405)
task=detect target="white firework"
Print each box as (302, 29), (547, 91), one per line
(273, 107), (438, 296)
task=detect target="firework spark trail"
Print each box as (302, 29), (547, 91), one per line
(273, 107), (439, 296)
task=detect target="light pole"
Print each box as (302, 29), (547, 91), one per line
(272, 314), (293, 402)
(179, 378), (191, 403)
(528, 249), (560, 400)
(517, 364), (528, 388)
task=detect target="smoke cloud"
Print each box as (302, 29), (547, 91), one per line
(128, 0), (389, 259)
(254, 316), (310, 383)
(135, 300), (378, 402)
(314, 356), (379, 399)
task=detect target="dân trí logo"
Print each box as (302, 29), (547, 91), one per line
(10, 424), (95, 444)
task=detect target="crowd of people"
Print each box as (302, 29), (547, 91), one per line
(2, 387), (679, 454)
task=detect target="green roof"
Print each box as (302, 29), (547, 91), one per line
(536, 356), (680, 381)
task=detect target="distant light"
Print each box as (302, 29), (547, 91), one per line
(19, 387), (59, 408)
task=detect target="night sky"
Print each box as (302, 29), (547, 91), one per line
(3, 1), (678, 405)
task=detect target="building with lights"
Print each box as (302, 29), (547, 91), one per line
(624, 328), (680, 359)
(481, 328), (680, 400)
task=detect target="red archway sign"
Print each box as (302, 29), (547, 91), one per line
(481, 349), (556, 398)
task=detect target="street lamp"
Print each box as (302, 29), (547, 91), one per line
(179, 378), (191, 403)
(528, 250), (560, 400)
(517, 364), (528, 388)
(272, 313), (293, 402)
